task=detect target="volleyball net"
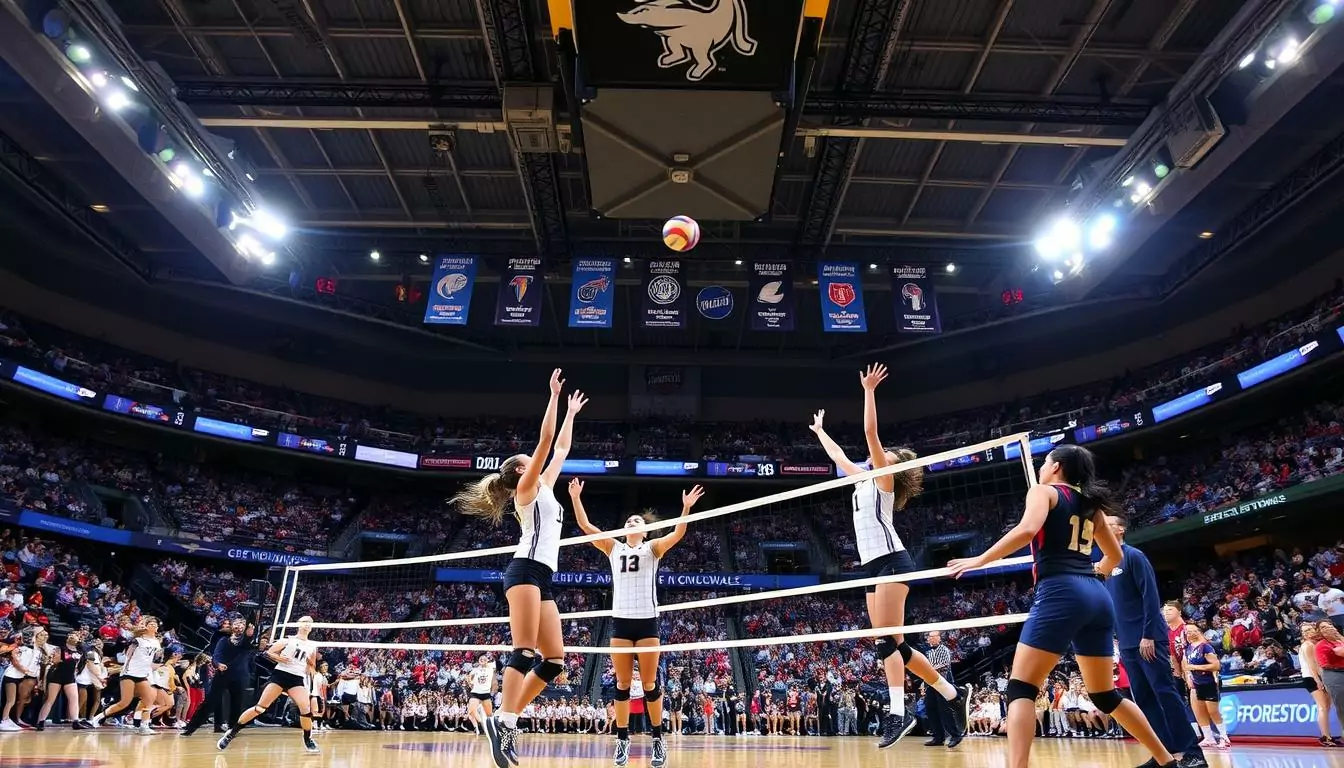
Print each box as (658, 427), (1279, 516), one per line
(271, 431), (1038, 674)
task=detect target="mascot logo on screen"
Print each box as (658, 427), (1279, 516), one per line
(1219, 694), (1241, 734)
(617, 0), (757, 82)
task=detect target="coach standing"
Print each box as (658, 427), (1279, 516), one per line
(182, 615), (254, 735)
(1104, 514), (1206, 768)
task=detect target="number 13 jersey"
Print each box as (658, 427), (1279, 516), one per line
(610, 540), (659, 619)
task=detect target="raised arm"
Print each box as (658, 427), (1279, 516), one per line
(652, 485), (705, 558)
(541, 390), (588, 489)
(809, 409), (864, 478)
(859, 363), (894, 493)
(568, 478), (613, 555)
(947, 484), (1054, 578)
(516, 369), (565, 506)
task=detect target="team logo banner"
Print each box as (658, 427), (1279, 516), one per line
(494, 257), (544, 327)
(424, 255), (477, 326)
(572, 0), (806, 89)
(817, 262), (867, 333)
(891, 265), (942, 334)
(696, 285), (734, 320)
(641, 259), (687, 329)
(749, 262), (793, 331)
(569, 257), (617, 328)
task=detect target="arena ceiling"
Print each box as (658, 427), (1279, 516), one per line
(2, 0), (1343, 362)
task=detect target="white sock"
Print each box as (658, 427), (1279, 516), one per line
(499, 711), (519, 729)
(1201, 724), (1214, 739)
(888, 688), (904, 716)
(934, 678), (957, 700)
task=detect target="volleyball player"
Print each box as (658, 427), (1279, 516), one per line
(216, 615), (319, 754)
(0, 628), (39, 731)
(452, 369), (586, 768)
(947, 445), (1180, 768)
(809, 363), (968, 748)
(310, 659), (330, 731)
(89, 616), (162, 734)
(466, 654), (497, 735)
(569, 478), (703, 767)
(1181, 624), (1229, 749)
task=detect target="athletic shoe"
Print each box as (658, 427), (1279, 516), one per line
(35, 720), (46, 732)
(651, 737), (667, 768)
(613, 737), (631, 767)
(0, 720), (19, 732)
(1196, 737), (1217, 748)
(217, 728), (238, 751)
(1177, 751), (1210, 768)
(484, 716), (513, 768)
(138, 724), (155, 735)
(876, 713), (916, 749)
(72, 721), (91, 731)
(948, 686), (971, 737)
(923, 738), (945, 747)
(304, 736), (320, 754)
(1216, 737), (1231, 750)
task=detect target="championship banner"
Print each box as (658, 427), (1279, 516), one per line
(891, 266), (942, 334)
(817, 261), (867, 333)
(569, 258), (617, 328)
(423, 255), (477, 326)
(749, 262), (794, 331)
(494, 257), (544, 327)
(641, 259), (687, 329)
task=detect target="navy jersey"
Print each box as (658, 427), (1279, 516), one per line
(1031, 484), (1099, 582)
(1185, 641), (1216, 684)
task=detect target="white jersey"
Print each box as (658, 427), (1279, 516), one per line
(3, 645), (38, 679)
(852, 478), (904, 565)
(610, 540), (659, 620)
(274, 636), (318, 677)
(469, 666), (494, 694)
(514, 483), (564, 571)
(123, 636), (161, 678)
(309, 671), (328, 696)
(152, 665), (171, 689)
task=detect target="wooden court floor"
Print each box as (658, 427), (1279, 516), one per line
(2, 729), (1340, 768)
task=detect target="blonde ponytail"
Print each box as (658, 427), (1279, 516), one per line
(451, 472), (513, 525)
(888, 447), (924, 507)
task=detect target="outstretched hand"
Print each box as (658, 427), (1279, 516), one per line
(946, 555), (986, 579)
(549, 368), (565, 395)
(681, 485), (705, 510)
(568, 478), (584, 498)
(859, 363), (888, 391)
(567, 390), (588, 413)
(809, 409), (825, 434)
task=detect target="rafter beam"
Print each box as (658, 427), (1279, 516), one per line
(172, 79), (1153, 126)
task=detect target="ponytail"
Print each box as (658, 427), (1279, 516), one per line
(451, 473), (513, 525)
(1046, 445), (1116, 515)
(888, 447), (924, 507)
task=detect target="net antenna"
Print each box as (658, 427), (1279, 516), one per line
(275, 430), (1037, 647)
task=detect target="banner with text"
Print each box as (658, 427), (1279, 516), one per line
(1127, 474), (1344, 544)
(641, 259), (687, 329)
(494, 257), (545, 327)
(423, 255), (477, 326)
(434, 568), (820, 590)
(818, 262), (868, 332)
(749, 262), (795, 331)
(891, 265), (942, 334)
(569, 258), (617, 328)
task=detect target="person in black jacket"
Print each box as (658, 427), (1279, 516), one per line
(182, 616), (254, 736)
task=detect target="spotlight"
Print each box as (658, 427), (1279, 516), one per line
(182, 175), (205, 199)
(1238, 51), (1257, 69)
(261, 252), (277, 266)
(1199, 231), (1214, 239)
(103, 89), (130, 112)
(868, 263), (878, 270)
(1051, 269), (1064, 282)
(235, 233), (265, 259)
(1309, 1), (1338, 25)
(1086, 214), (1118, 251)
(66, 44), (91, 64)
(419, 253), (429, 264)
(623, 256), (631, 264)
(944, 263), (957, 274)
(1274, 37), (1301, 66)
(251, 209), (288, 240)
(1152, 160), (1171, 179)
(1129, 180), (1152, 204)
(157, 148), (176, 163)
(119, 76), (139, 92)
(88, 71), (108, 88)
(734, 259), (742, 266)
(370, 249), (381, 262)
(1033, 216), (1081, 261)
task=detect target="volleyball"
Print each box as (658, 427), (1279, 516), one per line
(662, 215), (700, 252)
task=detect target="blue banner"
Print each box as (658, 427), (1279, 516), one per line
(193, 417), (271, 443)
(635, 460), (702, 477)
(18, 509), (134, 545)
(891, 265), (942, 334)
(749, 262), (794, 331)
(494, 257), (544, 327)
(12, 366), (98, 403)
(641, 260), (687, 329)
(1217, 685), (1343, 738)
(817, 262), (867, 332)
(424, 255), (477, 325)
(569, 258), (617, 328)
(433, 568), (820, 590)
(1152, 382), (1225, 423)
(1236, 341), (1319, 390)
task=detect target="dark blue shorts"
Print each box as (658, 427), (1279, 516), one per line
(1019, 574), (1114, 658)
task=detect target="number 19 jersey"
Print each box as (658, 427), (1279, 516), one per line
(1032, 484), (1099, 582)
(610, 541), (659, 619)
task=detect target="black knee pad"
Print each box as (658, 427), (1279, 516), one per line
(1005, 679), (1039, 706)
(1089, 689), (1124, 714)
(643, 684), (661, 703)
(613, 687), (630, 702)
(507, 648), (536, 675)
(875, 637), (897, 661)
(895, 641), (914, 664)
(533, 658), (565, 683)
